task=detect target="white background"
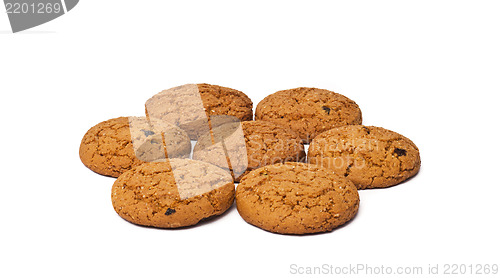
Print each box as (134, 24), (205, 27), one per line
(1, 1), (499, 277)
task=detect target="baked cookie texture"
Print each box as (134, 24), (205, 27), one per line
(236, 162), (359, 235)
(79, 117), (191, 178)
(193, 120), (306, 182)
(197, 83), (253, 121)
(308, 125), (420, 189)
(145, 83), (253, 139)
(111, 159), (235, 228)
(255, 87), (362, 143)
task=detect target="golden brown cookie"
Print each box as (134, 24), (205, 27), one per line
(255, 87), (362, 143)
(111, 159), (235, 228)
(236, 162), (359, 235)
(145, 84), (253, 139)
(308, 125), (421, 189)
(193, 120), (306, 182)
(197, 83), (253, 121)
(79, 117), (191, 177)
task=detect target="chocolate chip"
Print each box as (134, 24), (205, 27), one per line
(141, 129), (155, 136)
(322, 106), (331, 115)
(164, 208), (176, 215)
(344, 165), (352, 177)
(394, 148), (407, 156)
(363, 127), (371, 134)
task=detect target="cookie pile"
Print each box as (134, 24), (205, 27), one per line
(80, 84), (420, 235)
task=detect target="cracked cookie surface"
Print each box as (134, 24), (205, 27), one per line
(197, 83), (253, 121)
(236, 162), (359, 235)
(111, 159), (235, 228)
(255, 87), (362, 143)
(308, 125), (421, 189)
(145, 84), (253, 139)
(79, 117), (191, 177)
(193, 120), (306, 182)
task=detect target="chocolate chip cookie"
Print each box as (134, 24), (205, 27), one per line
(193, 120), (306, 182)
(308, 125), (421, 189)
(79, 117), (191, 177)
(111, 159), (235, 228)
(255, 87), (362, 143)
(236, 162), (359, 234)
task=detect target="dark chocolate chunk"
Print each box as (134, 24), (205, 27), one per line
(394, 148), (407, 156)
(141, 129), (155, 136)
(344, 164), (352, 177)
(322, 106), (331, 114)
(164, 208), (176, 216)
(363, 126), (371, 134)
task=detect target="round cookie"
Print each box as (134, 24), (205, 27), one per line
(308, 125), (421, 189)
(145, 83), (253, 139)
(193, 120), (306, 182)
(111, 159), (235, 228)
(255, 87), (362, 143)
(236, 162), (359, 234)
(79, 117), (191, 177)
(197, 83), (253, 121)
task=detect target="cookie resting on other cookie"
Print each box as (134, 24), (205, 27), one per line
(308, 125), (421, 189)
(145, 83), (253, 139)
